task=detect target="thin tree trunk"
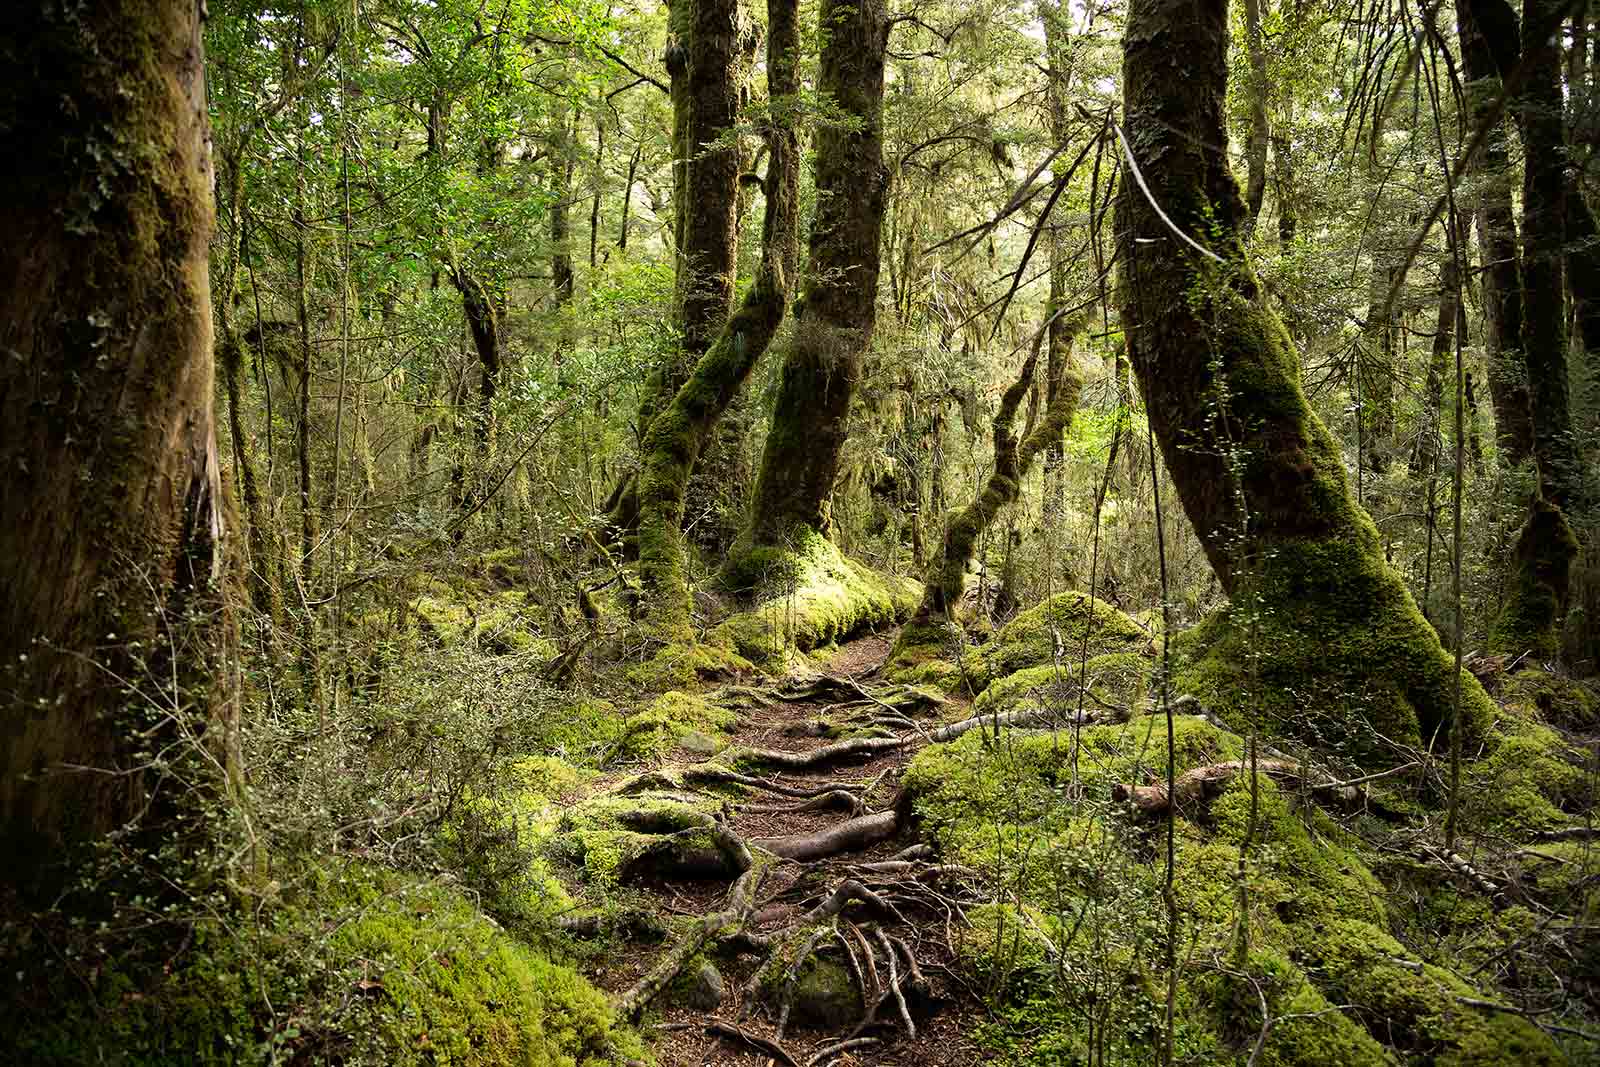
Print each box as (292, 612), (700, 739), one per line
(0, 0), (231, 890)
(1242, 0), (1270, 229)
(551, 96), (576, 307)
(1412, 232), (1463, 478)
(450, 269), (502, 535)
(732, 0), (890, 564)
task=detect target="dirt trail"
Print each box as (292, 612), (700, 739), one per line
(590, 629), (999, 1067)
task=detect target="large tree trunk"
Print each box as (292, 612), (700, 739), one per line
(731, 0), (890, 570)
(1117, 0), (1491, 751)
(1462, 0), (1583, 657)
(0, 0), (231, 889)
(638, 0), (801, 638)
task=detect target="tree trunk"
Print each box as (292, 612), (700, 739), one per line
(551, 96), (576, 308)
(0, 0), (231, 889)
(638, 0), (801, 637)
(1117, 0), (1492, 750)
(895, 319), (1082, 654)
(1462, 0), (1583, 656)
(1242, 0), (1270, 229)
(450, 269), (502, 536)
(604, 0), (749, 539)
(732, 0), (890, 566)
(1411, 232), (1463, 479)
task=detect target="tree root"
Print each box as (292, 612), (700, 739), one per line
(1111, 758), (1410, 815)
(618, 864), (767, 1018)
(755, 792), (910, 862)
(746, 789), (865, 816)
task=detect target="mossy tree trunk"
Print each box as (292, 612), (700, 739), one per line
(1410, 228), (1463, 479)
(449, 268), (502, 536)
(1118, 0), (1491, 745)
(732, 0), (890, 564)
(0, 0), (232, 888)
(1241, 0), (1269, 229)
(637, 0), (801, 638)
(605, 0), (750, 539)
(895, 320), (1083, 654)
(550, 94), (576, 308)
(1463, 0), (1583, 656)
(1457, 0), (1536, 467)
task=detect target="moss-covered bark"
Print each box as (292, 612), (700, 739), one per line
(1461, 0), (1583, 656)
(638, 0), (801, 639)
(892, 320), (1083, 664)
(449, 267), (501, 532)
(0, 0), (231, 888)
(733, 0), (890, 557)
(1117, 0), (1492, 749)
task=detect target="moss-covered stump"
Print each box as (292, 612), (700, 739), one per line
(713, 528), (919, 667)
(1170, 565), (1496, 764)
(552, 789), (749, 888)
(902, 716), (1567, 1065)
(1489, 498), (1580, 661)
(971, 591), (1148, 690)
(624, 636), (755, 692)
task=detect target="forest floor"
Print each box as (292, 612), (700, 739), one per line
(582, 629), (999, 1067)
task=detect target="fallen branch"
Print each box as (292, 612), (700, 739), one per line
(1112, 758), (1416, 815)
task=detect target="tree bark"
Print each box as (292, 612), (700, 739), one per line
(450, 268), (502, 536)
(1242, 0), (1270, 229)
(0, 0), (231, 888)
(733, 0), (890, 562)
(551, 95), (577, 308)
(1118, 0), (1490, 746)
(638, 0), (801, 637)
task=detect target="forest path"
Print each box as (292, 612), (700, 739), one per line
(591, 628), (1004, 1067)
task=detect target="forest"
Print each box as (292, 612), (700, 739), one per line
(3, 0), (1600, 1061)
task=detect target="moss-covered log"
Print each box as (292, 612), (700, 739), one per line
(637, 0), (801, 638)
(0, 0), (232, 888)
(1117, 0), (1492, 750)
(732, 0), (890, 558)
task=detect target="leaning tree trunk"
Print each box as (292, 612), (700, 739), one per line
(637, 0), (801, 639)
(892, 319), (1082, 660)
(1118, 0), (1492, 752)
(604, 0), (749, 541)
(0, 0), (232, 891)
(728, 0), (890, 577)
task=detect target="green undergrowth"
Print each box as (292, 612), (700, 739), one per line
(4, 863), (642, 1067)
(973, 650), (1154, 718)
(904, 704), (1568, 1065)
(713, 528), (919, 667)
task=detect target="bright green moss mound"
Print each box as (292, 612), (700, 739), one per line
(714, 529), (919, 665)
(905, 719), (1564, 1065)
(610, 690), (735, 763)
(625, 636), (754, 692)
(969, 591), (1148, 691)
(973, 651), (1153, 717)
(6, 865), (641, 1067)
(1170, 542), (1495, 761)
(1501, 667), (1599, 731)
(413, 584), (555, 656)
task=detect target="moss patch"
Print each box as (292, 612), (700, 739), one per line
(968, 591), (1148, 691)
(714, 529), (919, 665)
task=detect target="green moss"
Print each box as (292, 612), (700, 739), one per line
(413, 586), (552, 655)
(609, 690), (736, 763)
(552, 789), (736, 888)
(530, 697), (626, 765)
(974, 651), (1153, 717)
(7, 865), (642, 1067)
(1171, 547), (1496, 760)
(1489, 498), (1579, 661)
(968, 591), (1148, 691)
(1501, 667), (1599, 731)
(1462, 719), (1584, 835)
(625, 637), (754, 692)
(713, 529), (919, 663)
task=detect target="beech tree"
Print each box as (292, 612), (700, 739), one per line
(0, 0), (229, 888)
(1116, 0), (1494, 751)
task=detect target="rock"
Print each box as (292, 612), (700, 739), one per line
(790, 959), (859, 1030)
(675, 729), (721, 756)
(676, 961), (724, 1011)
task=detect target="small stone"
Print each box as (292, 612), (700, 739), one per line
(677, 961), (724, 1011)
